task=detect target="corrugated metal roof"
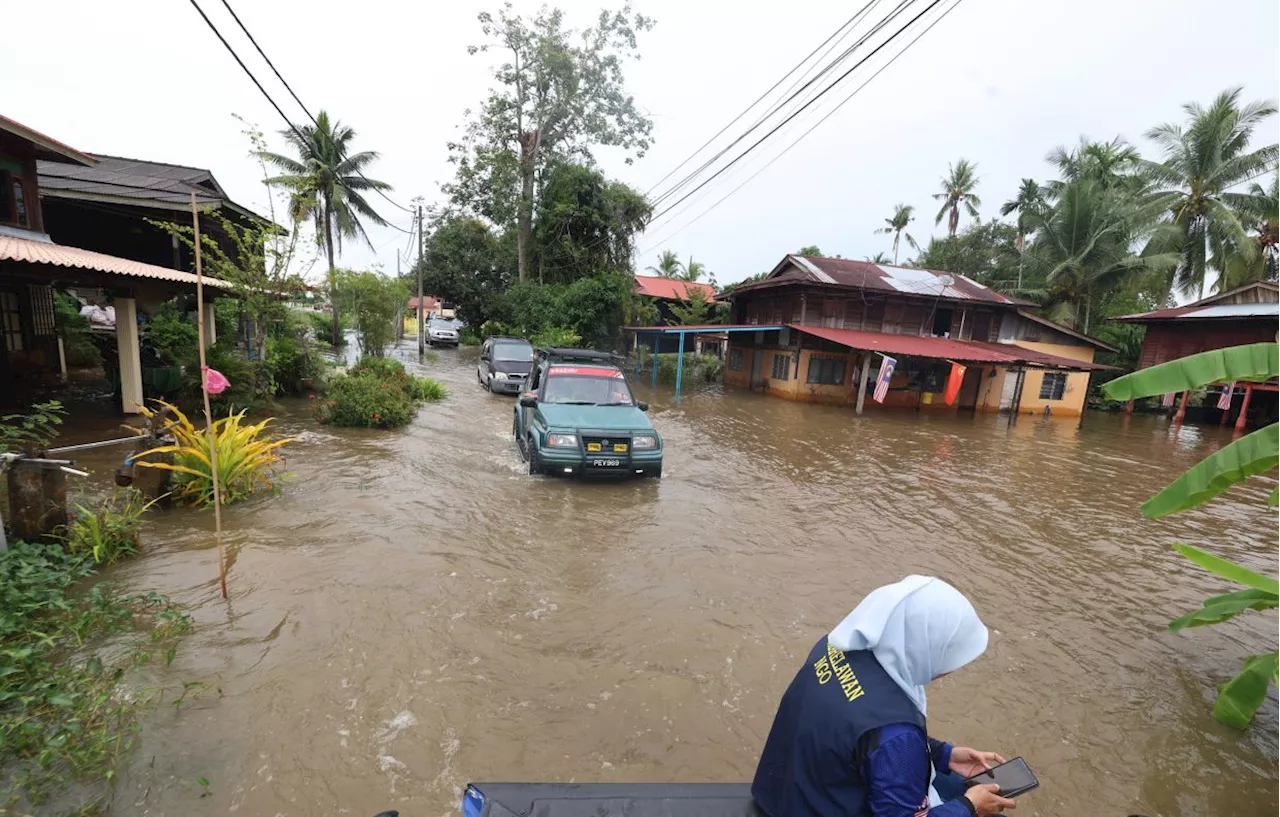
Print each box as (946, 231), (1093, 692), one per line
(633, 275), (718, 301)
(36, 155), (265, 221)
(764, 256), (1032, 306)
(790, 325), (1111, 370)
(1117, 301), (1280, 321)
(0, 234), (236, 290)
(0, 114), (96, 166)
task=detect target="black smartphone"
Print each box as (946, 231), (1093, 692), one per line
(962, 757), (1039, 798)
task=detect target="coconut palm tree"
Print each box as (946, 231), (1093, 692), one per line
(1141, 88), (1279, 300)
(645, 250), (684, 278)
(874, 203), (919, 264)
(933, 159), (982, 236)
(682, 256), (709, 283)
(1218, 174), (1280, 289)
(1046, 137), (1143, 197)
(865, 251), (893, 264)
(259, 111), (393, 345)
(1000, 179), (1047, 252)
(1024, 179), (1174, 332)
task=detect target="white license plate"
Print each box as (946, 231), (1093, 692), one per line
(590, 458), (622, 467)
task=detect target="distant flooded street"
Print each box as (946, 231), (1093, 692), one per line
(49, 342), (1277, 817)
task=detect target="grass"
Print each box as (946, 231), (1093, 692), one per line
(0, 542), (193, 807)
(56, 490), (158, 565)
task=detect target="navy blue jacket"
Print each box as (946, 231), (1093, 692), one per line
(753, 637), (957, 817)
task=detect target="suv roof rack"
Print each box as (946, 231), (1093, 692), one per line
(539, 347), (619, 364)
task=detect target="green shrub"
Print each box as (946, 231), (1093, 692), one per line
(266, 334), (322, 395)
(0, 541), (190, 804)
(144, 303), (199, 366)
(350, 356), (406, 380)
(530, 326), (582, 348)
(651, 353), (724, 384)
(335, 270), (406, 356)
(182, 339), (256, 408)
(52, 292), (100, 368)
(56, 490), (155, 565)
(306, 310), (347, 346)
(459, 327), (482, 346)
(1, 401), (64, 454)
(315, 373), (417, 428)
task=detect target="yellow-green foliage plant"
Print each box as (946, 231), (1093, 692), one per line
(134, 401), (297, 507)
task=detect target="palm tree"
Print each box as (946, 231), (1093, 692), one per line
(1141, 88), (1279, 300)
(1046, 137), (1143, 197)
(1000, 179), (1047, 252)
(1024, 179), (1173, 332)
(933, 159), (982, 236)
(874, 203), (919, 264)
(1219, 174), (1280, 289)
(682, 256), (709, 283)
(260, 111), (393, 345)
(865, 252), (892, 264)
(645, 250), (684, 278)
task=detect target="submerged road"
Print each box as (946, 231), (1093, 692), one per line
(49, 341), (1278, 816)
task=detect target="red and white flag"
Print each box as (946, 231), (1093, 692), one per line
(1216, 382), (1236, 411)
(1161, 392), (1176, 408)
(873, 355), (897, 403)
(943, 362), (967, 406)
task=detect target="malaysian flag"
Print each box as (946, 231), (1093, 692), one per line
(1161, 392), (1176, 408)
(873, 355), (897, 403)
(1216, 382), (1236, 411)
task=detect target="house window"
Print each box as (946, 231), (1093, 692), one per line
(0, 171), (12, 225)
(1039, 372), (1068, 401)
(771, 352), (791, 381)
(11, 179), (28, 227)
(807, 356), (845, 385)
(1, 291), (23, 353)
(729, 348), (744, 371)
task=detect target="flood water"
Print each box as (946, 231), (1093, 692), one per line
(46, 342), (1278, 817)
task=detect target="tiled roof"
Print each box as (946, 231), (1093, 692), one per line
(0, 233), (235, 290)
(634, 275), (718, 301)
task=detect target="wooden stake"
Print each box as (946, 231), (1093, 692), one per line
(191, 192), (227, 599)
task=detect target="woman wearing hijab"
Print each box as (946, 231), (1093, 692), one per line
(752, 576), (1015, 817)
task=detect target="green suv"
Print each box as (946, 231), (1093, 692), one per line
(513, 348), (663, 478)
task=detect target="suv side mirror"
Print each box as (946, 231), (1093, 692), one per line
(637, 401), (649, 412)
(519, 393), (538, 408)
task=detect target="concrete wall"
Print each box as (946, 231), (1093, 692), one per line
(1008, 341), (1096, 417)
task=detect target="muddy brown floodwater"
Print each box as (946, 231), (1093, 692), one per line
(45, 341), (1277, 817)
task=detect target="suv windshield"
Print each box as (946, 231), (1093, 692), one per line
(493, 341), (533, 362)
(543, 375), (633, 406)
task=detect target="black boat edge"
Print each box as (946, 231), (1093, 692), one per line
(463, 782), (762, 817)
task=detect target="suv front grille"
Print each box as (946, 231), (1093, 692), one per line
(584, 435), (630, 454)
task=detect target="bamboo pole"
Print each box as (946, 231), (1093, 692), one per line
(191, 192), (228, 598)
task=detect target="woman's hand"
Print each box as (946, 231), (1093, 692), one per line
(964, 783), (1016, 816)
(949, 746), (1006, 778)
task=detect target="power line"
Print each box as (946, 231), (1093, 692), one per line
(644, 0), (880, 198)
(640, 0), (966, 255)
(648, 0), (951, 229)
(649, 0), (903, 209)
(214, 0), (416, 217)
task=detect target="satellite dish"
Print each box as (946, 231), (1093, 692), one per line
(937, 274), (954, 286)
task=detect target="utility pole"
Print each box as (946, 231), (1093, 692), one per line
(416, 205), (426, 357)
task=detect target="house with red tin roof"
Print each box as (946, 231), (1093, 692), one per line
(719, 254), (1117, 417)
(1113, 280), (1278, 428)
(633, 274), (722, 354)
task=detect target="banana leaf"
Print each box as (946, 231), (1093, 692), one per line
(1213, 651), (1280, 730)
(1169, 588), (1278, 632)
(1174, 543), (1280, 594)
(1103, 342), (1279, 400)
(1141, 424), (1279, 517)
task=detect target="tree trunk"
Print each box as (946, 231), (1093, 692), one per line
(324, 202), (339, 346)
(892, 233), (900, 265)
(949, 204), (959, 237)
(517, 130), (540, 283)
(1083, 297), (1092, 334)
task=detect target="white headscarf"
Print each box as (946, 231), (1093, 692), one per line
(828, 575), (988, 715)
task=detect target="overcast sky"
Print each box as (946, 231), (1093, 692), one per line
(7, 0), (1278, 285)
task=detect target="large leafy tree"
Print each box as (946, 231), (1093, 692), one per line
(418, 215), (515, 328)
(1141, 88), (1279, 300)
(532, 164), (650, 284)
(874, 203), (919, 264)
(914, 221), (1022, 292)
(447, 3), (654, 282)
(260, 111), (393, 345)
(933, 159), (982, 236)
(646, 250), (683, 278)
